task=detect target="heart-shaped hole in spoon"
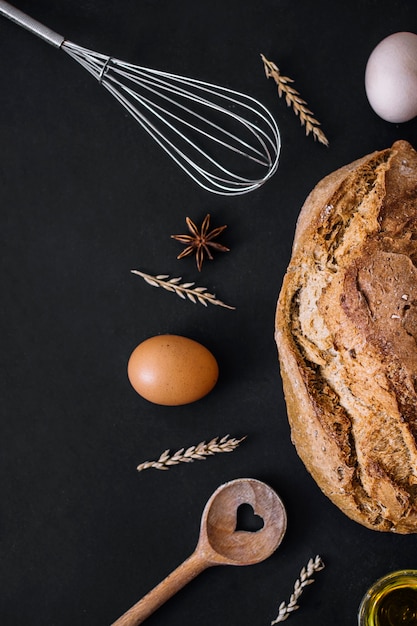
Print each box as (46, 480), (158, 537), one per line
(112, 478), (287, 626)
(235, 503), (265, 532)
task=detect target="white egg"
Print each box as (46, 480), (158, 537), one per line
(365, 32), (417, 123)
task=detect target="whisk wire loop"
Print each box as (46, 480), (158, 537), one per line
(62, 40), (280, 195)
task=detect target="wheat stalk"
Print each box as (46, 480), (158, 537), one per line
(131, 269), (235, 310)
(271, 555), (325, 623)
(261, 54), (329, 147)
(137, 435), (246, 471)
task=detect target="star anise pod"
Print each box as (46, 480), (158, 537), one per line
(171, 214), (230, 272)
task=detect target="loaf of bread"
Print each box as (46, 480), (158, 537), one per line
(275, 140), (417, 533)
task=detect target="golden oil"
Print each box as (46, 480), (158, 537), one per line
(358, 570), (417, 626)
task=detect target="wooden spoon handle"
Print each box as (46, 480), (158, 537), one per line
(111, 550), (208, 626)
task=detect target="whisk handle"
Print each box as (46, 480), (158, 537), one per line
(0, 1), (65, 48)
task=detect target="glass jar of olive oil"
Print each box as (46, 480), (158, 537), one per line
(358, 570), (417, 626)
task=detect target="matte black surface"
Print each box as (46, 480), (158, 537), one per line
(1, 2), (417, 625)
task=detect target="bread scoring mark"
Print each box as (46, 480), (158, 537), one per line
(289, 289), (356, 466)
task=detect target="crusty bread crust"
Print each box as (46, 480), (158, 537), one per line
(275, 140), (417, 533)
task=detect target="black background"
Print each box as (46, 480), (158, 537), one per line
(2, 1), (417, 625)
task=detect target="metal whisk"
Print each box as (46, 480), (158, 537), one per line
(0, 1), (280, 195)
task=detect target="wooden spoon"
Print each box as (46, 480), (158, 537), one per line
(112, 478), (287, 626)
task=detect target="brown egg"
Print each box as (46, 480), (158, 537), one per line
(127, 334), (219, 405)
